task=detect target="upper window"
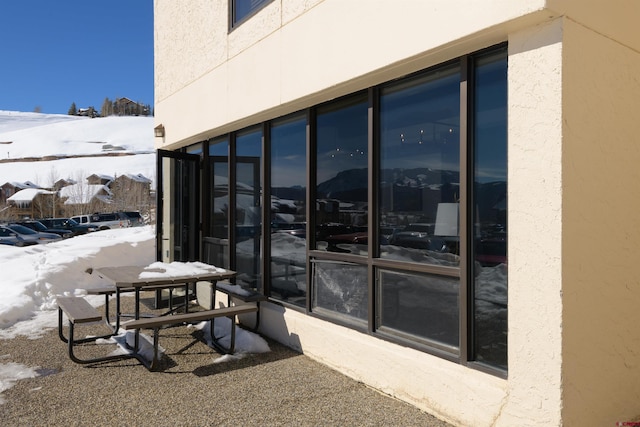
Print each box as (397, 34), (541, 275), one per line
(230, 0), (272, 29)
(315, 93), (369, 256)
(379, 65), (461, 266)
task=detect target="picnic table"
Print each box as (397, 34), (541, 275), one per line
(57, 262), (258, 370)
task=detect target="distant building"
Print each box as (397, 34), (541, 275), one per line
(77, 107), (97, 118)
(53, 178), (76, 191)
(110, 173), (153, 212)
(114, 97), (149, 116)
(1, 181), (42, 205)
(58, 183), (113, 215)
(7, 188), (57, 219)
(86, 174), (114, 186)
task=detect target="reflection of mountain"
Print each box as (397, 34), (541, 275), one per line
(276, 167), (505, 221)
(272, 185), (305, 201)
(317, 168), (368, 201)
(380, 168), (459, 187)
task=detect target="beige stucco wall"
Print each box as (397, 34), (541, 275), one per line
(505, 18), (564, 426)
(561, 16), (640, 426)
(153, 0), (549, 148)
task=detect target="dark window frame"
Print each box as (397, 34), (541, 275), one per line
(184, 43), (507, 377)
(229, 0), (274, 31)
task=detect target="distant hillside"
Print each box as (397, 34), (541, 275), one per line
(0, 111), (155, 187)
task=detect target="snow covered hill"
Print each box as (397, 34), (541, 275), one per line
(0, 110), (156, 187)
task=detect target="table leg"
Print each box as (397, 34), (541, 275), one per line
(134, 289), (140, 351)
(115, 288), (122, 331)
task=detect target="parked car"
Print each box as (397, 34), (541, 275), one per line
(475, 239), (507, 266)
(38, 218), (98, 236)
(13, 220), (73, 239)
(5, 223), (62, 244)
(71, 212), (131, 230)
(120, 211), (144, 226)
(0, 225), (38, 247)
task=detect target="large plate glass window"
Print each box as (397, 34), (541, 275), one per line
(377, 269), (459, 350)
(269, 114), (307, 306)
(313, 93), (368, 322)
(376, 65), (461, 349)
(472, 50), (508, 370)
(379, 65), (461, 266)
(315, 94), (369, 256)
(204, 138), (230, 269)
(235, 128), (262, 291)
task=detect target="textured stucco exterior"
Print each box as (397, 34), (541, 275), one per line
(154, 0), (549, 148)
(561, 16), (640, 426)
(506, 19), (564, 426)
(154, 1), (640, 425)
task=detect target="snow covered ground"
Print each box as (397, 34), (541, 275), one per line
(0, 112), (268, 403)
(0, 110), (156, 186)
(0, 227), (270, 403)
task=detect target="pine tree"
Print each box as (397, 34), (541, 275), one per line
(68, 102), (77, 116)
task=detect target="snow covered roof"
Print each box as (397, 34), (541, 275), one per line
(59, 183), (113, 205)
(7, 188), (56, 206)
(3, 180), (41, 189)
(122, 173), (152, 183)
(87, 173), (115, 182)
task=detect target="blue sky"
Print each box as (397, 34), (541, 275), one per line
(0, 1), (153, 115)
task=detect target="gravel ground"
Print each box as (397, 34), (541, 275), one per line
(0, 295), (453, 427)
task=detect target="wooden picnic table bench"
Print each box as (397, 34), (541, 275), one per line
(212, 282), (267, 331)
(122, 304), (259, 370)
(57, 296), (132, 366)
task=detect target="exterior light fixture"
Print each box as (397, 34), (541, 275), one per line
(154, 124), (165, 138)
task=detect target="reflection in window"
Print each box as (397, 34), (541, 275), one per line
(205, 138), (229, 269)
(313, 260), (368, 321)
(379, 66), (461, 266)
(473, 51), (508, 370)
(270, 115), (307, 306)
(378, 270), (459, 349)
(315, 94), (369, 255)
(235, 128), (262, 291)
(231, 0), (272, 28)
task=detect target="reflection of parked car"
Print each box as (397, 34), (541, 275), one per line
(14, 220), (73, 239)
(39, 218), (98, 236)
(316, 223), (352, 242)
(0, 225), (38, 247)
(475, 239), (507, 266)
(121, 211), (145, 226)
(6, 224), (62, 244)
(71, 212), (131, 230)
(389, 234), (447, 252)
(276, 228), (306, 238)
(380, 226), (403, 242)
(388, 223), (443, 250)
(271, 222), (306, 232)
(325, 232), (368, 252)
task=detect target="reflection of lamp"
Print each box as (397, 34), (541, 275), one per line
(434, 203), (459, 236)
(154, 124), (165, 138)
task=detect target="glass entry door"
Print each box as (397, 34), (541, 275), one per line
(157, 149), (200, 263)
